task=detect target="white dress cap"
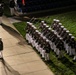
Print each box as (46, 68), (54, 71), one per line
(71, 36), (75, 39)
(46, 25), (49, 28)
(43, 24), (47, 26)
(66, 30), (69, 33)
(53, 19), (57, 21)
(41, 21), (45, 23)
(48, 28), (51, 30)
(63, 28), (67, 31)
(46, 39), (49, 42)
(59, 23), (62, 25)
(69, 34), (72, 36)
(61, 26), (64, 28)
(56, 20), (60, 22)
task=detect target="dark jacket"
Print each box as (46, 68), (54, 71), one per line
(9, 0), (15, 8)
(0, 40), (3, 51)
(17, 0), (22, 8)
(0, 3), (4, 16)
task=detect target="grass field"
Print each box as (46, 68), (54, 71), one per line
(13, 11), (76, 75)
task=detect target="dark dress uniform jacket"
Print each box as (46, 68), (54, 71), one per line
(0, 41), (3, 51)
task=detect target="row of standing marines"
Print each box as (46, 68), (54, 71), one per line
(25, 19), (76, 62)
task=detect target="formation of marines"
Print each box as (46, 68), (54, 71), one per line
(25, 19), (76, 62)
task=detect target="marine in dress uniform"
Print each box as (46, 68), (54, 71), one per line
(71, 36), (76, 56)
(69, 36), (76, 56)
(39, 36), (45, 56)
(60, 28), (67, 37)
(39, 21), (45, 30)
(31, 26), (37, 46)
(42, 25), (49, 36)
(51, 19), (57, 28)
(35, 30), (40, 51)
(52, 20), (60, 30)
(45, 28), (52, 37)
(41, 36), (46, 59)
(41, 23), (47, 33)
(25, 22), (33, 43)
(55, 22), (62, 32)
(65, 34), (72, 54)
(44, 39), (51, 61)
(56, 38), (65, 59)
(51, 32), (57, 51)
(58, 26), (64, 35)
(55, 36), (60, 56)
(63, 30), (69, 41)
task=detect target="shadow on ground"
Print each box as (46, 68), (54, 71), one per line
(0, 58), (21, 75)
(1, 24), (27, 46)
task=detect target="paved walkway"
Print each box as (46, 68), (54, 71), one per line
(0, 16), (54, 75)
(8, 18), (21, 23)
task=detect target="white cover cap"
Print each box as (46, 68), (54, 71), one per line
(66, 30), (69, 33)
(71, 36), (75, 39)
(69, 34), (72, 36)
(46, 25), (49, 28)
(56, 20), (60, 22)
(61, 26), (64, 28)
(53, 19), (57, 21)
(63, 28), (67, 31)
(48, 28), (51, 30)
(59, 23), (62, 25)
(46, 39), (49, 42)
(43, 24), (47, 26)
(41, 21), (45, 23)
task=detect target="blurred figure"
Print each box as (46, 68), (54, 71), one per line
(17, 0), (23, 13)
(9, 0), (15, 16)
(0, 37), (3, 59)
(44, 39), (51, 61)
(0, 0), (4, 25)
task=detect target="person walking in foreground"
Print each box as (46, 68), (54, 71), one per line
(0, 37), (3, 59)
